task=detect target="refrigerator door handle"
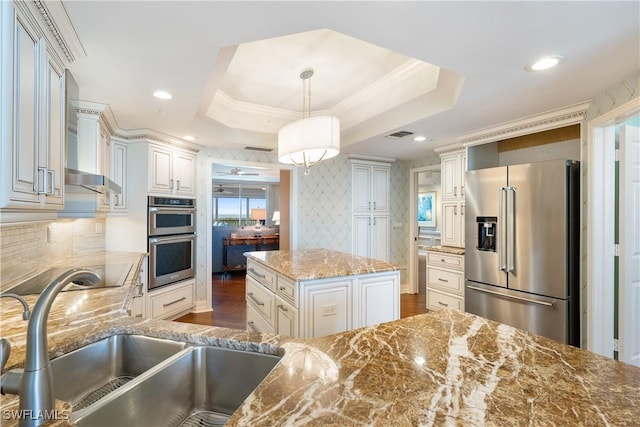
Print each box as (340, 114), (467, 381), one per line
(498, 187), (507, 272)
(507, 187), (516, 273)
(467, 285), (554, 307)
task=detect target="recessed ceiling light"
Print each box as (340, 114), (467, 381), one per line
(153, 90), (172, 100)
(526, 55), (564, 71)
(414, 136), (427, 142)
(183, 135), (196, 141)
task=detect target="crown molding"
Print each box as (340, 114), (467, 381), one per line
(113, 129), (202, 153)
(30, 0), (86, 63)
(433, 143), (465, 155)
(347, 154), (396, 163)
(457, 101), (591, 147)
(74, 100), (118, 135)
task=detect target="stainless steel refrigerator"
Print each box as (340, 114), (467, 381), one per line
(465, 159), (580, 346)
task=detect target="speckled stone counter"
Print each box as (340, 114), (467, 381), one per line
(426, 245), (465, 255)
(1, 251), (639, 426)
(244, 248), (398, 281)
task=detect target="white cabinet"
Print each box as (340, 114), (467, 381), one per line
(128, 256), (147, 318)
(351, 160), (391, 261)
(441, 201), (465, 247)
(426, 251), (465, 311)
(245, 259), (400, 338)
(440, 150), (466, 248)
(300, 278), (352, 337)
(353, 272), (399, 328)
(1, 3), (65, 217)
(441, 150), (466, 201)
(110, 139), (127, 211)
(147, 278), (194, 320)
(148, 143), (196, 196)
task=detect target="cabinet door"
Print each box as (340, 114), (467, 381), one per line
(459, 153), (467, 198)
(301, 279), (352, 338)
(441, 202), (460, 247)
(43, 55), (65, 206)
(97, 127), (111, 209)
(352, 165), (371, 212)
(352, 215), (371, 258)
(149, 145), (173, 193)
(10, 15), (40, 203)
(371, 215), (389, 262)
(371, 166), (390, 212)
(174, 151), (196, 195)
(111, 141), (127, 210)
(441, 155), (459, 200)
(356, 273), (399, 328)
(275, 295), (298, 337)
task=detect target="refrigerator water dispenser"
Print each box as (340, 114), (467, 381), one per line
(476, 216), (497, 252)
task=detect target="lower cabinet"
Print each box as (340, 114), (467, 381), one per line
(246, 260), (399, 338)
(426, 251), (465, 311)
(147, 278), (194, 320)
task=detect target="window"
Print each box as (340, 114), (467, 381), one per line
(213, 196), (265, 226)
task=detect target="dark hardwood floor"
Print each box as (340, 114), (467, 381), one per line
(174, 272), (428, 329)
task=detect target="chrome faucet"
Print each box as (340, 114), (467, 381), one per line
(0, 294), (31, 374)
(1, 269), (100, 427)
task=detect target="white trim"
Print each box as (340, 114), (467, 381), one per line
(583, 101), (640, 356)
(192, 300), (212, 314)
(408, 164), (441, 294)
(346, 154), (396, 163)
(457, 101), (590, 147)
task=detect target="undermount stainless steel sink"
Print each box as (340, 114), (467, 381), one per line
(49, 335), (187, 415)
(74, 346), (282, 427)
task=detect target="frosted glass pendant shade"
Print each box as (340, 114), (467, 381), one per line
(278, 116), (340, 167)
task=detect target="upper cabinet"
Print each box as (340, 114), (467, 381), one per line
(441, 150), (466, 201)
(439, 149), (466, 248)
(1, 3), (65, 218)
(352, 163), (390, 213)
(148, 143), (196, 197)
(110, 139), (127, 211)
(351, 160), (391, 261)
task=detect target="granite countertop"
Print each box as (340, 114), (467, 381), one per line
(244, 248), (398, 282)
(1, 251), (639, 426)
(425, 245), (466, 255)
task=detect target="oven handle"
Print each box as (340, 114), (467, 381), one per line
(149, 207), (196, 214)
(149, 234), (196, 244)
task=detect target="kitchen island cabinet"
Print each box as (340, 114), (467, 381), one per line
(244, 248), (400, 337)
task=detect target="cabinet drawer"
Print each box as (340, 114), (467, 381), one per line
(247, 303), (274, 334)
(427, 289), (463, 312)
(427, 252), (464, 271)
(247, 260), (276, 291)
(149, 281), (193, 319)
(427, 266), (464, 296)
(246, 276), (275, 322)
(275, 275), (297, 305)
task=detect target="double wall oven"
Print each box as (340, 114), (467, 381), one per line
(148, 196), (196, 290)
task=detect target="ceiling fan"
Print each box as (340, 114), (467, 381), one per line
(213, 184), (232, 194)
(217, 167), (259, 176)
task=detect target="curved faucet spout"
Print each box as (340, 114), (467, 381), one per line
(0, 294), (30, 321)
(19, 268), (100, 427)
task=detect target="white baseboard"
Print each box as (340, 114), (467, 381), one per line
(192, 299), (213, 313)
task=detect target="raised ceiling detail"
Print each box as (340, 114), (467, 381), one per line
(205, 29), (464, 149)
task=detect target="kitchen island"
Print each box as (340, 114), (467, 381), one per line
(244, 248), (400, 337)
(0, 254), (638, 426)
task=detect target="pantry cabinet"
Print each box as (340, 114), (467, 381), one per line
(148, 143), (196, 197)
(351, 160), (391, 261)
(439, 149), (466, 248)
(0, 3), (65, 217)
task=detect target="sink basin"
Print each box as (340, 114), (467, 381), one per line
(49, 334), (187, 413)
(74, 346), (281, 427)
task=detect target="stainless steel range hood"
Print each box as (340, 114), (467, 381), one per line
(65, 168), (121, 195)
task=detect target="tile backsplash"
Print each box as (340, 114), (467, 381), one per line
(0, 218), (106, 289)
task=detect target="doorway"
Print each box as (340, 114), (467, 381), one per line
(587, 99), (640, 366)
(408, 165), (441, 295)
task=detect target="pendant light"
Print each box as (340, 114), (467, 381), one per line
(278, 68), (340, 175)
